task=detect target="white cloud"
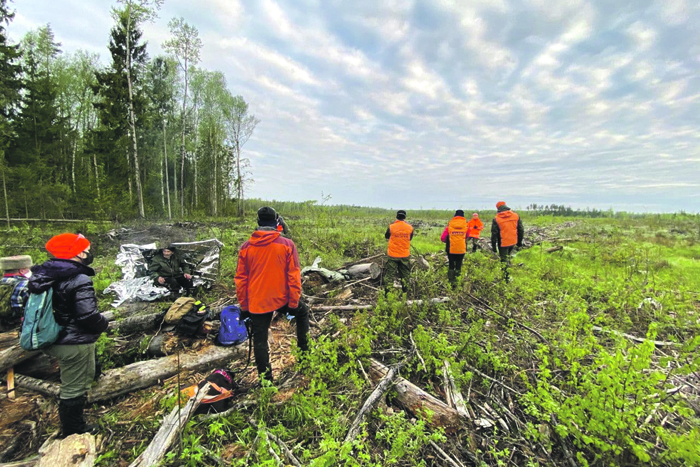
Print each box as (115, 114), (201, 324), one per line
(9, 0), (700, 211)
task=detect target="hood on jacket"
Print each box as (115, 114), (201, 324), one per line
(497, 205), (511, 213)
(448, 216), (468, 229)
(249, 229), (281, 247)
(496, 210), (517, 220)
(28, 258), (94, 293)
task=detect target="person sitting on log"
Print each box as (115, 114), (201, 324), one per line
(29, 233), (109, 437)
(384, 210), (414, 293)
(235, 206), (309, 383)
(148, 245), (193, 295)
(440, 210), (468, 287)
(466, 212), (484, 253)
(0, 255), (32, 331)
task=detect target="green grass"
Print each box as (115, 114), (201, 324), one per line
(2, 208), (699, 466)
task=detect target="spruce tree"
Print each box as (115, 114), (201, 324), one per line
(89, 10), (148, 218)
(0, 0), (22, 223)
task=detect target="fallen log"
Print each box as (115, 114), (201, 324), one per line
(0, 456), (39, 467)
(37, 433), (96, 467)
(0, 346), (37, 375)
(129, 383), (211, 467)
(346, 263), (381, 280)
(108, 312), (165, 334)
(16, 344), (247, 402)
(13, 375), (59, 398)
(368, 359), (462, 432)
(87, 344), (244, 402)
(546, 246), (563, 253)
(10, 349), (60, 384)
(1, 310), (120, 373)
(0, 330), (19, 349)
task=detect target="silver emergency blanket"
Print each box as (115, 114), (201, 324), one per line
(104, 239), (224, 307)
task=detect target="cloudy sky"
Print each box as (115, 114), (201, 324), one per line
(9, 0), (700, 212)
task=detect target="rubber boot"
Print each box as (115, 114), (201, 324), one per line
(59, 396), (97, 437)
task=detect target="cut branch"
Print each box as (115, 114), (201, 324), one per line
(129, 383), (211, 467)
(591, 326), (678, 347)
(249, 418), (302, 467)
(344, 360), (405, 444)
(443, 360), (470, 419)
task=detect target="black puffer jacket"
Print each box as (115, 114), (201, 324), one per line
(28, 259), (108, 345)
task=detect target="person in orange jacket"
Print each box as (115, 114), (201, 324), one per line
(235, 207), (309, 382)
(466, 212), (484, 253)
(384, 210), (414, 292)
(491, 201), (524, 281)
(440, 210), (468, 286)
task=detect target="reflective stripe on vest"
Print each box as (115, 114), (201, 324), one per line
(447, 217), (468, 254)
(495, 211), (520, 247)
(387, 221), (413, 258)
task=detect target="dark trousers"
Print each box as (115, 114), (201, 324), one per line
(498, 246), (515, 281)
(467, 237), (479, 252)
(447, 253), (465, 284)
(158, 275), (193, 292)
(249, 302), (309, 382)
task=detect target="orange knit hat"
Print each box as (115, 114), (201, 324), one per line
(496, 201), (506, 208)
(46, 233), (90, 259)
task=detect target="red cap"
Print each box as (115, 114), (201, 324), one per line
(496, 201), (506, 208)
(46, 233), (90, 259)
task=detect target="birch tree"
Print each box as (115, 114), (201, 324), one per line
(225, 96), (259, 217)
(163, 17), (201, 217)
(113, 0), (163, 218)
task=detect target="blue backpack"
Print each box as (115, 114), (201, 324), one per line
(20, 289), (63, 351)
(217, 305), (248, 346)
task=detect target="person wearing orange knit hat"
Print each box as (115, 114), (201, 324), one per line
(491, 201), (524, 282)
(28, 233), (108, 437)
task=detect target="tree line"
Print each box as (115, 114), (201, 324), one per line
(0, 0), (258, 222)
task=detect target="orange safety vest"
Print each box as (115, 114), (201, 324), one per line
(495, 211), (520, 247)
(447, 217), (468, 254)
(467, 218), (484, 238)
(387, 220), (413, 258)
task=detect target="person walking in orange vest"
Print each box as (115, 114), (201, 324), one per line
(466, 212), (484, 253)
(491, 201), (524, 281)
(440, 210), (468, 286)
(384, 210), (414, 293)
(235, 207), (309, 383)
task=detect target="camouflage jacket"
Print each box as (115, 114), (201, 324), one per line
(148, 252), (192, 280)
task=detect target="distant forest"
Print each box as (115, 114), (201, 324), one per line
(0, 0), (258, 221)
